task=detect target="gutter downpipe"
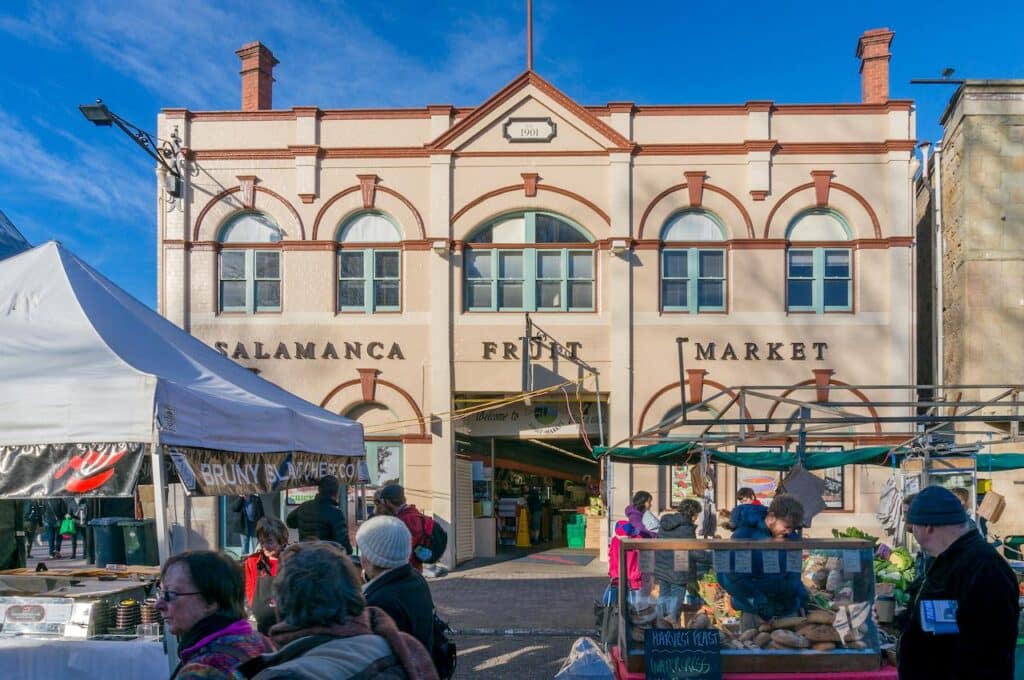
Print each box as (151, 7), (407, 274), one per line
(933, 142), (944, 399)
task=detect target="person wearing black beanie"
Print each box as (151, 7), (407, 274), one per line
(897, 485), (1019, 680)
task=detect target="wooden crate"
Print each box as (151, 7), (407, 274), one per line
(584, 517), (603, 549)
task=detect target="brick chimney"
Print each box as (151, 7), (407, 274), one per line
(235, 41), (278, 111)
(856, 28), (894, 104)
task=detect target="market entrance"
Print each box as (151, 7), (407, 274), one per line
(457, 434), (601, 555)
(454, 390), (607, 558)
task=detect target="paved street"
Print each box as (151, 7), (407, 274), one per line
(428, 547), (609, 678)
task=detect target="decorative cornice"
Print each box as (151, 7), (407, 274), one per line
(427, 70), (633, 151)
(750, 190), (768, 201)
(298, 193), (316, 204)
(763, 180), (882, 239)
(637, 181), (754, 239)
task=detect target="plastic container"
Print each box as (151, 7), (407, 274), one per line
(567, 524), (586, 549)
(119, 519), (159, 566)
(89, 517), (131, 568)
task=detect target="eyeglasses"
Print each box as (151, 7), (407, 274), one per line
(155, 588), (202, 603)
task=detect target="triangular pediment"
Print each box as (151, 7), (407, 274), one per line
(428, 71), (632, 154)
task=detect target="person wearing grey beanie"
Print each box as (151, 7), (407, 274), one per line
(897, 485), (1018, 680)
(357, 516), (437, 659)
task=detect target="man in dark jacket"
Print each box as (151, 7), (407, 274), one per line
(374, 484), (430, 572)
(718, 494), (807, 624)
(233, 494), (266, 554)
(42, 498), (67, 559)
(356, 515), (436, 656)
(285, 476), (352, 554)
(898, 485), (1018, 680)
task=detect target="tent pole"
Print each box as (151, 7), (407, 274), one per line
(151, 442), (171, 563)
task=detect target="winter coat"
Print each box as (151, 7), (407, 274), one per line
(233, 496), (266, 526)
(729, 503), (771, 539)
(171, 618), (274, 680)
(286, 495), (351, 553)
(717, 504), (806, 619)
(364, 564), (436, 655)
(624, 504), (656, 538)
(243, 552), (280, 635)
(240, 606), (438, 680)
(608, 520), (643, 590)
(395, 505), (430, 572)
(653, 513), (697, 585)
(898, 529), (1018, 680)
(42, 498), (66, 527)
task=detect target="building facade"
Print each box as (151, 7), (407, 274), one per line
(916, 80), (1024, 537)
(159, 29), (917, 558)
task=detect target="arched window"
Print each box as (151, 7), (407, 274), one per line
(786, 209), (852, 313)
(218, 211), (283, 313)
(660, 210), (726, 313)
(337, 212), (401, 313)
(464, 211), (594, 312)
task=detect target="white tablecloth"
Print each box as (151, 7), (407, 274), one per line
(0, 637), (169, 680)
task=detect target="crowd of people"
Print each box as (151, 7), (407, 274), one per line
(157, 476), (450, 680)
(606, 485), (1021, 680)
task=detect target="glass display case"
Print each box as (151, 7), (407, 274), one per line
(616, 537), (881, 675)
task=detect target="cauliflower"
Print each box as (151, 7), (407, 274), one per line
(888, 548), (914, 571)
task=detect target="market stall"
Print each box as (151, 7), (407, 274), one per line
(0, 242), (365, 675)
(611, 537), (897, 679)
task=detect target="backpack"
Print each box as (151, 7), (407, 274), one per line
(415, 514), (448, 565)
(431, 612), (457, 679)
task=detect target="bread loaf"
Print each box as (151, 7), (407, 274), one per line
(770, 629), (811, 649)
(754, 632), (772, 648)
(812, 642), (836, 652)
(806, 609), (836, 625)
(797, 625), (840, 643)
(771, 616), (807, 630)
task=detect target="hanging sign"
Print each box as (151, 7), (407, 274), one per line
(168, 447), (360, 496)
(0, 443), (145, 498)
(645, 629), (722, 680)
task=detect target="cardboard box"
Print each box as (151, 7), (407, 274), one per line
(978, 490), (1006, 523)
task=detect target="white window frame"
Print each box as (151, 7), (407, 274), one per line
(464, 212), (594, 312)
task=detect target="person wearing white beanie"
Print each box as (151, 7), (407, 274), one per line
(357, 516), (438, 659)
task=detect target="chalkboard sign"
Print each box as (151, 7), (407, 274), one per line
(644, 628), (722, 679)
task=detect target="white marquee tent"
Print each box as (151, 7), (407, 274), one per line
(0, 241), (364, 559)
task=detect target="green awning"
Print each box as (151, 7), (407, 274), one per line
(593, 444), (898, 470)
(594, 444), (1024, 472)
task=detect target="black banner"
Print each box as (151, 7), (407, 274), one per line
(167, 447), (360, 496)
(0, 443), (146, 498)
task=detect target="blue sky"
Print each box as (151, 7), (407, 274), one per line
(1, 1), (1021, 307)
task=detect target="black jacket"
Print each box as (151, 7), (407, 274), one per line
(653, 512), (696, 584)
(42, 499), (66, 526)
(363, 563), (435, 654)
(232, 495), (266, 525)
(898, 529), (1019, 680)
(286, 495), (352, 553)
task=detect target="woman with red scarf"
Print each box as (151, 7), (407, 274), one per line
(242, 517), (288, 634)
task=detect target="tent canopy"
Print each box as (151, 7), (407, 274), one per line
(0, 242), (364, 497)
(593, 442), (1024, 472)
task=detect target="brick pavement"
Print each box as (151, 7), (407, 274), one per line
(429, 547), (611, 678)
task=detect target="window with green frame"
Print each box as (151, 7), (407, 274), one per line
(336, 212), (401, 312)
(785, 209), (852, 313)
(218, 212), (283, 313)
(659, 210), (727, 312)
(464, 211), (594, 311)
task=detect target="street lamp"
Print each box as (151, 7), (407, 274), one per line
(78, 99), (185, 199)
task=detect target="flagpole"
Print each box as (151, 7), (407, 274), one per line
(526, 0), (533, 71)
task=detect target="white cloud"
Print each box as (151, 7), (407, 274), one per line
(0, 108), (153, 229)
